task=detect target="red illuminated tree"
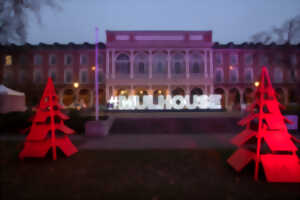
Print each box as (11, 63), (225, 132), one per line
(227, 67), (300, 182)
(19, 78), (78, 160)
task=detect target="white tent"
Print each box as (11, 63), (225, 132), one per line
(0, 85), (26, 113)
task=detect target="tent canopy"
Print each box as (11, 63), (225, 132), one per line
(0, 85), (24, 96)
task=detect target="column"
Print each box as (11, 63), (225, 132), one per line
(149, 50), (153, 79)
(148, 85), (153, 95)
(130, 84), (134, 95)
(106, 50), (109, 79)
(210, 85), (214, 95)
(225, 90), (229, 110)
(204, 50), (208, 78)
(105, 85), (109, 102)
(167, 84), (170, 95)
(112, 50), (115, 79)
(130, 50), (134, 79)
(239, 89), (244, 105)
(186, 85), (190, 96)
(185, 50), (190, 79)
(167, 50), (171, 79)
(209, 50), (213, 78)
(204, 85), (208, 95)
(90, 90), (94, 107)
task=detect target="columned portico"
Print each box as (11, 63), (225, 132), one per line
(105, 30), (215, 108)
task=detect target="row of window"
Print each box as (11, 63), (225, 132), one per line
(214, 53), (298, 66)
(215, 67), (298, 83)
(4, 53), (298, 68)
(3, 54), (105, 66)
(34, 54), (105, 66)
(3, 69), (104, 84)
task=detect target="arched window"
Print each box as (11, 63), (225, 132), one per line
(175, 62), (181, 74)
(172, 53), (185, 74)
(134, 53), (148, 74)
(138, 62), (145, 73)
(116, 54), (130, 74)
(192, 63), (200, 73)
(190, 52), (204, 76)
(153, 53), (167, 74)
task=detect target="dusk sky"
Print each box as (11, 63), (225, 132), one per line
(27, 0), (300, 44)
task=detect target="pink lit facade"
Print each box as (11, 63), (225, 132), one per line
(0, 30), (299, 110)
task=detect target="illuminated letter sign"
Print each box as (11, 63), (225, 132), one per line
(108, 95), (221, 110)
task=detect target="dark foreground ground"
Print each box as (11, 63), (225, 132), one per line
(1, 141), (300, 200)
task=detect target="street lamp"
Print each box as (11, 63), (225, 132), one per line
(73, 82), (79, 88)
(254, 81), (260, 87)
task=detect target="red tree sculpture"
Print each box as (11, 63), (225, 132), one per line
(227, 67), (300, 182)
(19, 78), (78, 160)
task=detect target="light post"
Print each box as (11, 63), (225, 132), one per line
(95, 27), (99, 120)
(73, 82), (80, 110)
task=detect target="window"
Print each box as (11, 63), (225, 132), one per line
(116, 54), (130, 74)
(19, 55), (27, 66)
(229, 68), (238, 83)
(49, 55), (57, 66)
(244, 68), (253, 83)
(49, 70), (57, 83)
(64, 55), (73, 65)
(215, 68), (224, 83)
(97, 71), (104, 83)
(259, 54), (268, 66)
(98, 54), (104, 65)
(244, 54), (253, 65)
(175, 62), (181, 74)
(80, 69), (88, 83)
(33, 70), (42, 83)
(157, 62), (164, 73)
(134, 53), (148, 74)
(64, 69), (73, 83)
(274, 54), (282, 65)
(290, 68), (297, 82)
(34, 55), (43, 65)
(172, 53), (185, 74)
(273, 67), (283, 83)
(230, 54), (238, 65)
(190, 53), (204, 76)
(3, 70), (13, 84)
(153, 53), (167, 74)
(192, 63), (200, 73)
(290, 54), (297, 66)
(19, 70), (25, 83)
(215, 53), (223, 65)
(80, 55), (88, 65)
(138, 62), (145, 73)
(5, 55), (12, 66)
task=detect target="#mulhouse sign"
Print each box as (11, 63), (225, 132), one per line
(108, 95), (222, 110)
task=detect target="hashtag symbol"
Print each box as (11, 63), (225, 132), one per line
(108, 96), (119, 109)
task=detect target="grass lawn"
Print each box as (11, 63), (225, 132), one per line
(1, 141), (300, 200)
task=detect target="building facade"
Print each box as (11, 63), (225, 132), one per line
(0, 30), (299, 110)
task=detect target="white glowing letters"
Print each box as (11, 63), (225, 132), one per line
(109, 95), (222, 110)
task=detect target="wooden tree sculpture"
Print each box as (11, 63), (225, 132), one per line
(227, 67), (300, 182)
(19, 78), (78, 160)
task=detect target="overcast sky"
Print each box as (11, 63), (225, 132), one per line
(27, 0), (300, 44)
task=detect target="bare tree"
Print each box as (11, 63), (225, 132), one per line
(0, 0), (61, 45)
(251, 14), (300, 44)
